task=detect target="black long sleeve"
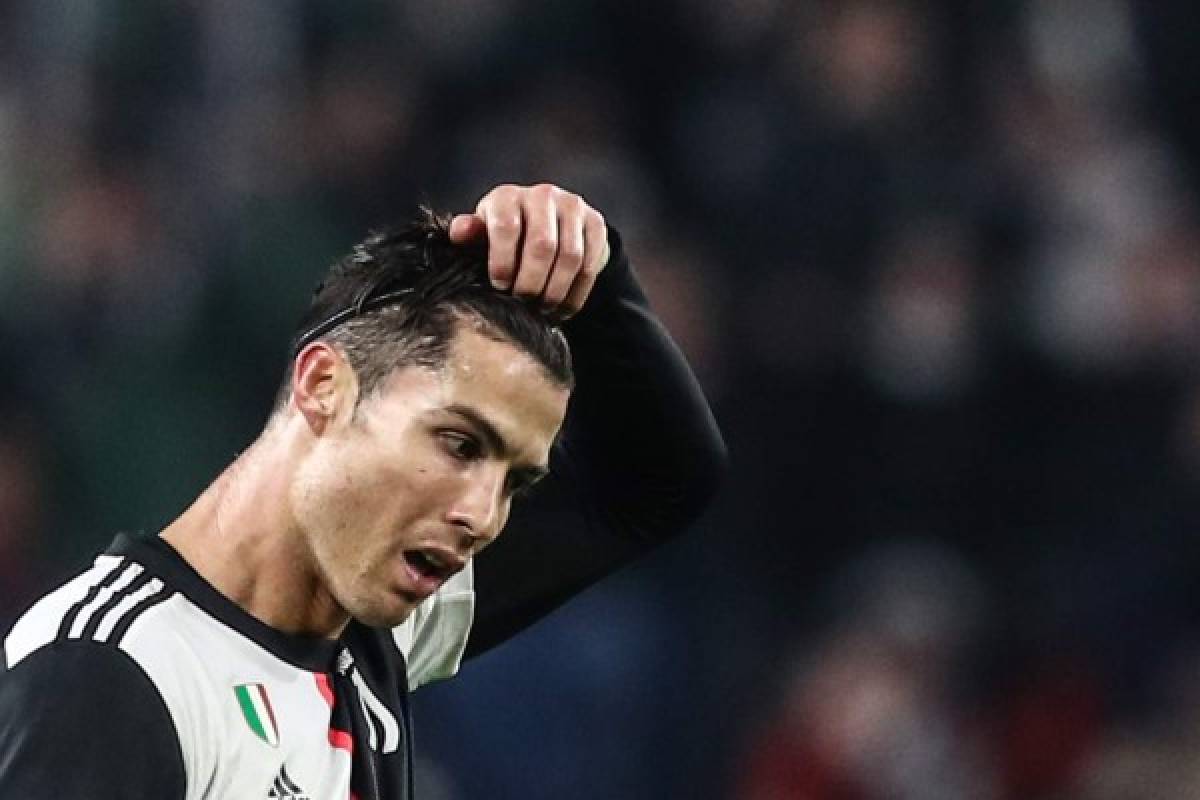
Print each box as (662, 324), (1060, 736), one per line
(0, 642), (186, 796)
(465, 227), (727, 657)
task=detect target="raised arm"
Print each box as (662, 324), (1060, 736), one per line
(451, 188), (727, 656)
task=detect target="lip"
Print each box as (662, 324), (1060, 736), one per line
(398, 545), (466, 601)
(400, 559), (443, 601)
(418, 545), (467, 576)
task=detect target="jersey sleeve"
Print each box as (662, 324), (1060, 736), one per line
(465, 227), (728, 657)
(0, 641), (186, 797)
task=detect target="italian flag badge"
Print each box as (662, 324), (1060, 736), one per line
(235, 683), (280, 747)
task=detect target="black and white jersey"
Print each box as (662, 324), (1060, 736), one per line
(1, 532), (471, 799)
(0, 231), (727, 798)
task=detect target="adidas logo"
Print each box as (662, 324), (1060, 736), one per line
(267, 766), (309, 800)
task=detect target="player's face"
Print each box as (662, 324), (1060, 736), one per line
(292, 325), (570, 628)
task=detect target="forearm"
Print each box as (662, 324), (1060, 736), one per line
(560, 226), (727, 537)
(466, 228), (726, 656)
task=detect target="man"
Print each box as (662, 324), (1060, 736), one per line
(0, 183), (726, 798)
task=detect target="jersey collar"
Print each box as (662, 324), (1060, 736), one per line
(106, 533), (342, 673)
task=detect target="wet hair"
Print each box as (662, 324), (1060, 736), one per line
(274, 208), (573, 412)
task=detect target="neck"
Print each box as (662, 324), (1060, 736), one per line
(160, 419), (350, 639)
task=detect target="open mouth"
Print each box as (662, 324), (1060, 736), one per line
(403, 549), (457, 583)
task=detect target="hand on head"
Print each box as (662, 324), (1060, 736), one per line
(448, 184), (610, 319)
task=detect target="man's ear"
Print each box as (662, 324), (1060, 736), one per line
(291, 342), (356, 432)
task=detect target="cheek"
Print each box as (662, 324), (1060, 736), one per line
(293, 441), (384, 529)
(343, 456), (450, 540)
(290, 455), (354, 549)
(294, 433), (462, 551)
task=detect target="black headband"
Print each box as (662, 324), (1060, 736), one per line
(290, 287), (415, 356)
(290, 226), (454, 356)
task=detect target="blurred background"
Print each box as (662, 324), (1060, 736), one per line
(3, 0), (1200, 797)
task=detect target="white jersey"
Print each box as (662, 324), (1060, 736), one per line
(0, 533), (473, 800)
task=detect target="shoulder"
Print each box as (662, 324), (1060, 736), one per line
(2, 551), (220, 797)
(0, 637), (178, 735)
(1, 548), (193, 720)
(4, 551), (190, 706)
(4, 553), (134, 667)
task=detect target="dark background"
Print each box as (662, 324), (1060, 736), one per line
(3, 1), (1200, 797)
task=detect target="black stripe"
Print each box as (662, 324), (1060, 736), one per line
(78, 570), (152, 642)
(281, 767), (304, 794)
(111, 586), (175, 647)
(55, 558), (129, 643)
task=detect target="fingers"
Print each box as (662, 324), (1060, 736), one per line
(448, 213), (486, 244)
(468, 183), (609, 317)
(557, 207), (607, 318)
(539, 196), (586, 310)
(476, 185), (524, 290)
(511, 186), (559, 300)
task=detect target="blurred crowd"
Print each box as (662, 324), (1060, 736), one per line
(3, 0), (1200, 797)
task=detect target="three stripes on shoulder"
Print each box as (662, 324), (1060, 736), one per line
(56, 558), (172, 648)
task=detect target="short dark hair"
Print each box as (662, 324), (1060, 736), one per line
(274, 208), (573, 412)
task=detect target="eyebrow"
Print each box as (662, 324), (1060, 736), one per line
(445, 404), (551, 481)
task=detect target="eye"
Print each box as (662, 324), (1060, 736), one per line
(439, 431), (482, 461)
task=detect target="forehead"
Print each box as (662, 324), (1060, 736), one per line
(369, 326), (570, 453)
(443, 326), (567, 404)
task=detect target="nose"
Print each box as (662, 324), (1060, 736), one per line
(445, 468), (507, 553)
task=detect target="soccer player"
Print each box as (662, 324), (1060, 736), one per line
(0, 183), (725, 798)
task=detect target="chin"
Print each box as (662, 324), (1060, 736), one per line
(348, 597), (417, 629)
